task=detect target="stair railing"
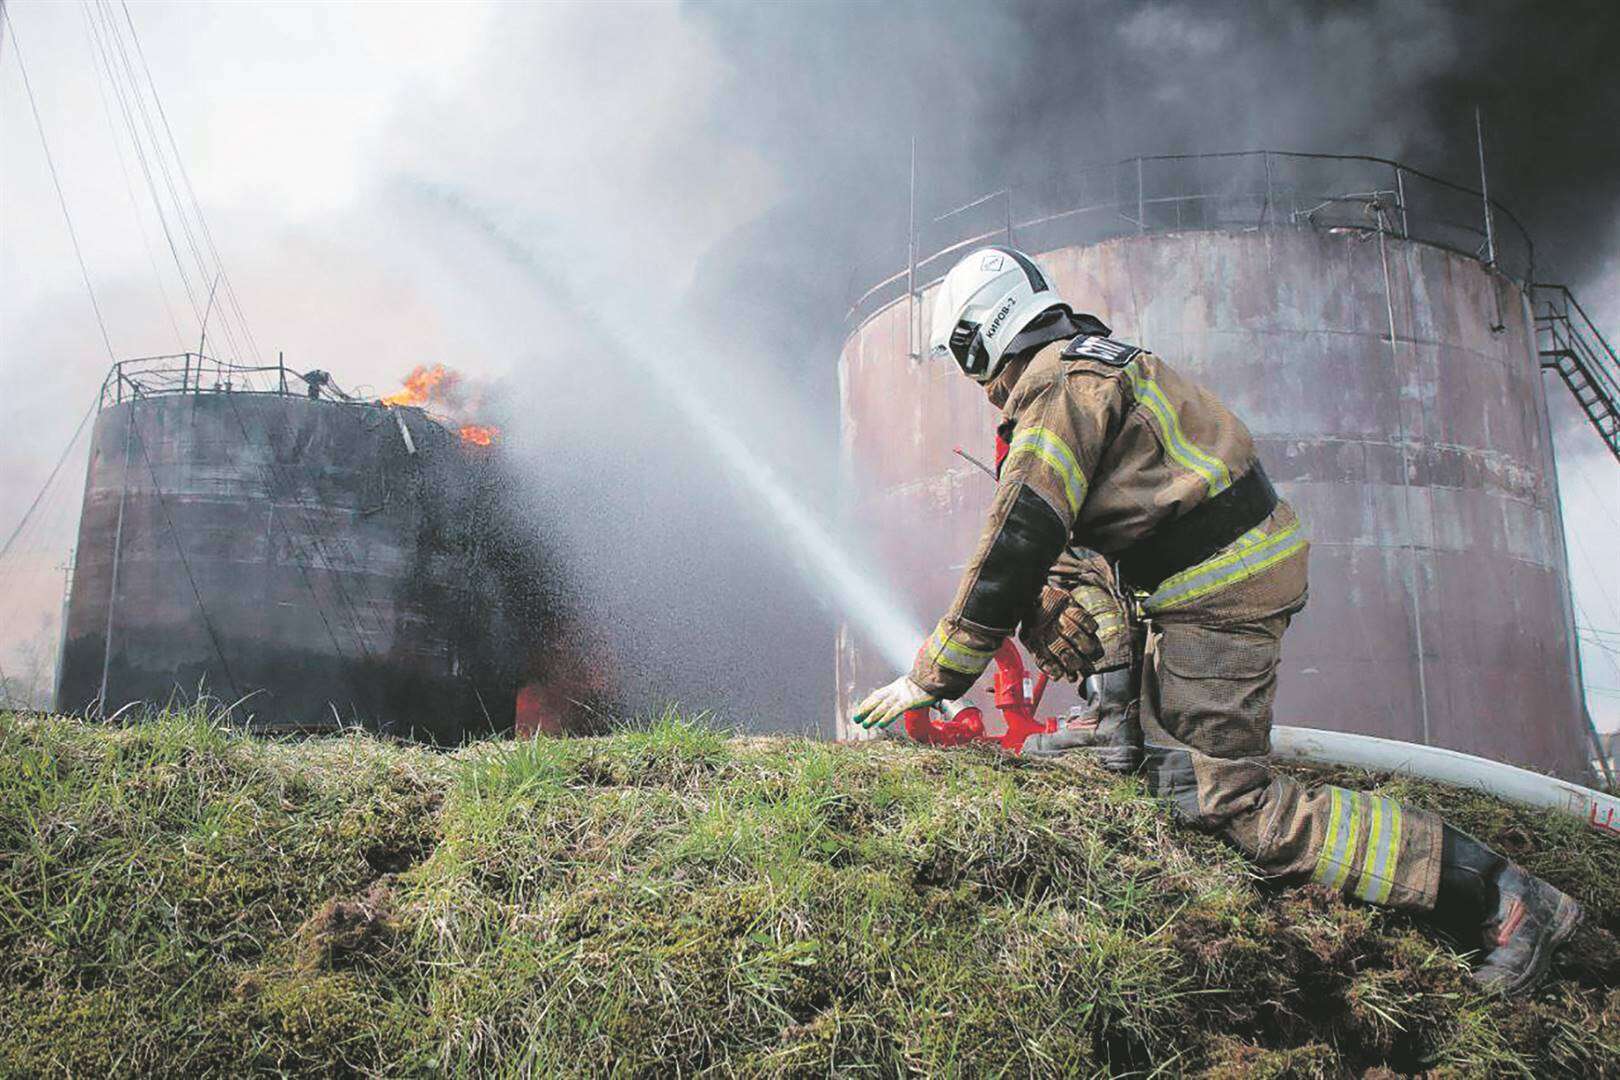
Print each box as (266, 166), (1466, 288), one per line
(1535, 284), (1620, 463)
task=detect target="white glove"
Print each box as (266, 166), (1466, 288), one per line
(852, 675), (938, 730)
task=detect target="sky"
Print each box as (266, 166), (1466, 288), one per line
(1, 0), (1618, 737)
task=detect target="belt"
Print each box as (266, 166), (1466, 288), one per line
(1116, 463), (1279, 592)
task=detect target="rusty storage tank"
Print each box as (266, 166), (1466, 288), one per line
(55, 356), (528, 742)
(837, 152), (1590, 780)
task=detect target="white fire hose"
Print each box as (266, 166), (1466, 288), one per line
(1271, 725), (1620, 839)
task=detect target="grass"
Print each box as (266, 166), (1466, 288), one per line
(1, 707), (1617, 1077)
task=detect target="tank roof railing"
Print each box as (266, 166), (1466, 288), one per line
(98, 353), (359, 411)
(847, 150), (1535, 331)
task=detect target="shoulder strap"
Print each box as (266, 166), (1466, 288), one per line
(1062, 333), (1142, 368)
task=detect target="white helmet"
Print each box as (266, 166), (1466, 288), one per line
(928, 246), (1068, 383)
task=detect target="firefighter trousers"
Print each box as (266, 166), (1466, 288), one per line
(1139, 586), (1444, 911)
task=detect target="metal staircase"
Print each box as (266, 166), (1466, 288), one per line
(1535, 284), (1620, 463)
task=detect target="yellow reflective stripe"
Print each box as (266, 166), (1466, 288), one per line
(1355, 798), (1386, 902)
(1335, 795), (1363, 891)
(1144, 520), (1307, 613)
(1094, 612), (1126, 641)
(1379, 801), (1404, 904)
(1146, 522), (1284, 607)
(1355, 797), (1403, 904)
(926, 624), (995, 677)
(1311, 787), (1362, 891)
(1125, 362), (1232, 497)
(1309, 787), (1343, 887)
(1005, 427), (1087, 518)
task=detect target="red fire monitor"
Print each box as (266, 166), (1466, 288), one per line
(901, 641), (1060, 752)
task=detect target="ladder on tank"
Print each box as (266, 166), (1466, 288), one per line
(1535, 284), (1620, 464)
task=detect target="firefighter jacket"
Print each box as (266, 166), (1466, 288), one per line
(910, 321), (1308, 699)
(992, 400), (1134, 676)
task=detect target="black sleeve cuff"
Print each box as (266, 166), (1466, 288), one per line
(960, 485), (1069, 632)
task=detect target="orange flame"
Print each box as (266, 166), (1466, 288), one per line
(383, 365), (497, 446)
(381, 364), (450, 407)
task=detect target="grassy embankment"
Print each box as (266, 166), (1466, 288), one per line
(1, 708), (1617, 1077)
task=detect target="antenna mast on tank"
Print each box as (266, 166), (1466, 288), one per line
(1476, 106), (1497, 269)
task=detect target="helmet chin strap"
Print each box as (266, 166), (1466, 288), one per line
(982, 305), (1079, 383)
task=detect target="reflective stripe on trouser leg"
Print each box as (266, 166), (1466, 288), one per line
(1140, 611), (1443, 911)
(1308, 787), (1415, 906)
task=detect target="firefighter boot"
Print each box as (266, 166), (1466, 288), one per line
(1435, 825), (1582, 997)
(1022, 667), (1142, 771)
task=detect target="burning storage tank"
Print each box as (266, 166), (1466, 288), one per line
(837, 152), (1591, 780)
(55, 356), (559, 742)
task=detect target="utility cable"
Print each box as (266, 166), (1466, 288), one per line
(0, 401), (96, 567)
(1572, 592), (1620, 789)
(120, 0), (264, 366)
(5, 5), (118, 362)
(78, 1), (186, 351)
(82, 0), (205, 333)
(92, 0), (248, 364)
(94, 0), (222, 348)
(108, 0), (260, 366)
(0, 428), (82, 709)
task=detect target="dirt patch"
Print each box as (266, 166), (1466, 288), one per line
(296, 879), (397, 971)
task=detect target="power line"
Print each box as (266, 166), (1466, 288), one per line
(78, 1), (186, 351)
(1571, 458), (1620, 536)
(91, 0), (237, 359)
(119, 0), (265, 366)
(88, 0), (251, 370)
(1581, 635), (1620, 663)
(81, 0), (205, 333)
(4, 5), (118, 362)
(0, 400), (95, 566)
(88, 0), (258, 371)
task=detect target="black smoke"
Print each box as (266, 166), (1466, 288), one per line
(687, 0), (1620, 362)
(392, 2), (1620, 733)
(650, 0), (1620, 720)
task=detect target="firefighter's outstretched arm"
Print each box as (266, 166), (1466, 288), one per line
(854, 376), (1102, 728)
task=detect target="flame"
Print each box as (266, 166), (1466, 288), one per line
(382, 365), (497, 446)
(381, 364), (451, 407)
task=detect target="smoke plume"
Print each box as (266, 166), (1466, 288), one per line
(4, 1), (1618, 729)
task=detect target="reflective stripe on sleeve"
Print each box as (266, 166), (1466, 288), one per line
(1353, 797), (1404, 905)
(1072, 585), (1126, 642)
(1093, 610), (1126, 642)
(1124, 361), (1232, 497)
(924, 623), (996, 677)
(1143, 518), (1307, 613)
(1004, 426), (1087, 518)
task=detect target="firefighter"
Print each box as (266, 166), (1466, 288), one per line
(852, 246), (1582, 996)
